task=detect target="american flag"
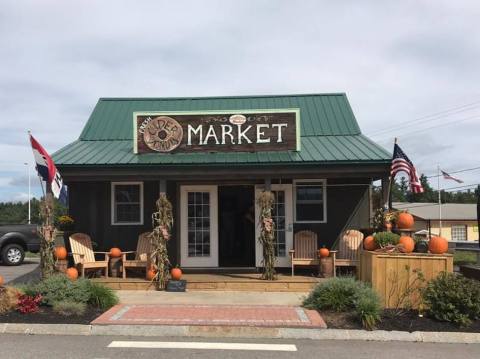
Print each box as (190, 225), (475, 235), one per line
(391, 143), (424, 193)
(441, 170), (464, 183)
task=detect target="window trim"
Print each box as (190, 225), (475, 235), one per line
(111, 181), (144, 226)
(293, 179), (327, 223)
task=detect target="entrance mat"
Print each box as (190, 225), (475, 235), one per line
(92, 304), (326, 328)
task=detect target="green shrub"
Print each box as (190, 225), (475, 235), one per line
(303, 277), (358, 311)
(374, 231), (400, 248)
(422, 272), (480, 326)
(303, 277), (382, 330)
(53, 301), (87, 316)
(32, 274), (91, 306)
(88, 282), (119, 309)
(355, 286), (382, 330)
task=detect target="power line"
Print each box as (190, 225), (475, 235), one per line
(372, 115), (478, 140)
(367, 99), (480, 136)
(426, 166), (480, 179)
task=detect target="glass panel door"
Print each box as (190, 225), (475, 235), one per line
(181, 185), (218, 267)
(255, 184), (293, 267)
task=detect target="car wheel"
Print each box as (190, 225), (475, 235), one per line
(1, 244), (25, 266)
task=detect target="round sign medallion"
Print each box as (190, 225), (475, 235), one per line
(143, 116), (183, 152)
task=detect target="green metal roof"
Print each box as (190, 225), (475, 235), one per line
(53, 93), (391, 166)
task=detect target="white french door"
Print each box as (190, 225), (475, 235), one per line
(255, 184), (293, 268)
(180, 185), (218, 267)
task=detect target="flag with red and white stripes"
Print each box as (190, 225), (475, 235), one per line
(391, 143), (424, 193)
(441, 170), (464, 183)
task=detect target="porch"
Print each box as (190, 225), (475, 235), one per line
(93, 272), (323, 292)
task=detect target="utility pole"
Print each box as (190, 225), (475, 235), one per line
(437, 165), (442, 236)
(24, 162), (31, 224)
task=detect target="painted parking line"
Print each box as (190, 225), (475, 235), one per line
(108, 341), (297, 351)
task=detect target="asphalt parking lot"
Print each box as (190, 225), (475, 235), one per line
(0, 257), (40, 284)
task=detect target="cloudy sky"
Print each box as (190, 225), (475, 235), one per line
(0, 0), (479, 202)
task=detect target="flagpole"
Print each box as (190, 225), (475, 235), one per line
(387, 137), (397, 211)
(28, 131), (47, 200)
(437, 164), (442, 236)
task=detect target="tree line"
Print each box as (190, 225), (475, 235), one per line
(0, 198), (67, 225)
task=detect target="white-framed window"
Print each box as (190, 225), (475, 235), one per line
(111, 182), (144, 225)
(294, 179), (327, 223)
(451, 224), (467, 241)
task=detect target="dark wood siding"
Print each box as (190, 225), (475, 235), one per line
(293, 179), (371, 249)
(68, 181), (178, 264)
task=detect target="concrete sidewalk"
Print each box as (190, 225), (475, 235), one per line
(117, 290), (308, 306)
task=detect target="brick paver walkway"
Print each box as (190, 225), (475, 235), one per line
(92, 304), (326, 328)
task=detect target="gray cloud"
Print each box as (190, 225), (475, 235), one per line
(0, 0), (479, 201)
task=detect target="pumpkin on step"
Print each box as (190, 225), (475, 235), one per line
(109, 247), (122, 258)
(429, 236), (448, 254)
(66, 267), (78, 281)
(171, 267), (182, 281)
(54, 246), (67, 260)
(363, 235), (377, 251)
(319, 247), (330, 258)
(146, 267), (157, 281)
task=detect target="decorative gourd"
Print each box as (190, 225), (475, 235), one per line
(319, 247), (330, 258)
(429, 236), (449, 254)
(54, 246), (67, 260)
(398, 236), (415, 253)
(171, 267), (183, 281)
(66, 267), (78, 281)
(0, 275), (4, 286)
(109, 247), (122, 258)
(397, 212), (414, 229)
(363, 235), (377, 251)
(415, 240), (428, 253)
(146, 268), (157, 281)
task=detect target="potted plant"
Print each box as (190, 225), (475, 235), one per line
(383, 210), (397, 232)
(54, 215), (75, 247)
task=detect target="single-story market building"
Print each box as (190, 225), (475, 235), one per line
(393, 202), (479, 242)
(53, 93), (391, 269)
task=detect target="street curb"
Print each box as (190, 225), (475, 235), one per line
(1, 323), (480, 343)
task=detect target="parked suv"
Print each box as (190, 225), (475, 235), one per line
(0, 224), (40, 265)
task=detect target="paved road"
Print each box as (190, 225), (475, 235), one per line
(0, 258), (40, 284)
(0, 334), (478, 359)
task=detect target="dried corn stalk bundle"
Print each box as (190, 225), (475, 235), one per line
(149, 194), (173, 290)
(257, 191), (276, 280)
(39, 194), (56, 279)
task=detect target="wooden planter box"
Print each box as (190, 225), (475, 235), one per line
(359, 251), (453, 309)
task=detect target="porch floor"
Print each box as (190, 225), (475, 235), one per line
(93, 273), (323, 292)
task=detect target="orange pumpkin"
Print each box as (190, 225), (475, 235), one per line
(171, 267), (183, 281)
(319, 247), (330, 258)
(363, 235), (377, 251)
(54, 246), (67, 260)
(66, 267), (78, 281)
(146, 268), (157, 281)
(0, 275), (4, 286)
(397, 212), (414, 229)
(429, 236), (449, 254)
(109, 247), (122, 258)
(398, 236), (415, 253)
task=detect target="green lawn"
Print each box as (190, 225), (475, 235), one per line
(25, 251), (39, 258)
(454, 250), (479, 266)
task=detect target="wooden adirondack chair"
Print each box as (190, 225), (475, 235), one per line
(69, 233), (109, 278)
(122, 232), (152, 279)
(331, 229), (364, 276)
(289, 230), (319, 276)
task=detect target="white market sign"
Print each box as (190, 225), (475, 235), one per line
(133, 109), (300, 154)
